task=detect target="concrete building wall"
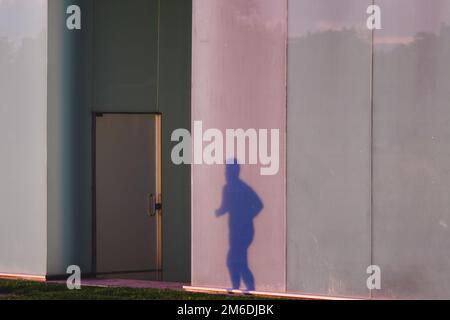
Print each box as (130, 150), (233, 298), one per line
(0, 0), (48, 276)
(4, 0), (450, 298)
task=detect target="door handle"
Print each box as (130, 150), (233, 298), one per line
(148, 193), (162, 217)
(148, 193), (156, 216)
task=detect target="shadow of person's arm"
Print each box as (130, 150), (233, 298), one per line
(215, 187), (229, 217)
(215, 207), (227, 217)
(250, 189), (264, 218)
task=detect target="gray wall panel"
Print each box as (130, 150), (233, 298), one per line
(93, 0), (158, 112)
(0, 0), (48, 276)
(159, 0), (192, 282)
(191, 0), (287, 292)
(47, 0), (93, 275)
(287, 0), (372, 298)
(373, 0), (450, 299)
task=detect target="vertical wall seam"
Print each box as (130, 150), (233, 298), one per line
(284, 0), (289, 294)
(92, 0), (96, 112)
(156, 0), (161, 113)
(91, 0), (97, 274)
(369, 0), (375, 300)
(45, 0), (50, 277)
(190, 0), (196, 286)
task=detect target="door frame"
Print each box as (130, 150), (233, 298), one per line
(91, 112), (163, 277)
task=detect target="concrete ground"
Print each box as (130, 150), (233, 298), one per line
(51, 278), (186, 291)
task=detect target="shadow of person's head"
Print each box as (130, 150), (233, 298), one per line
(226, 158), (240, 182)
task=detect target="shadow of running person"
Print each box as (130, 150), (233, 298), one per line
(215, 160), (264, 291)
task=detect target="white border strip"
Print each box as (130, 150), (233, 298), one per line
(183, 286), (360, 300)
(0, 273), (46, 282)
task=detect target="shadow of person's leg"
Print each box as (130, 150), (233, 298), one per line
(227, 250), (241, 290)
(241, 248), (255, 291)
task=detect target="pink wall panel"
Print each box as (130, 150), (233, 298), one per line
(192, 0), (287, 292)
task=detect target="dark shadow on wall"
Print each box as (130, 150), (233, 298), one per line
(215, 160), (264, 291)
